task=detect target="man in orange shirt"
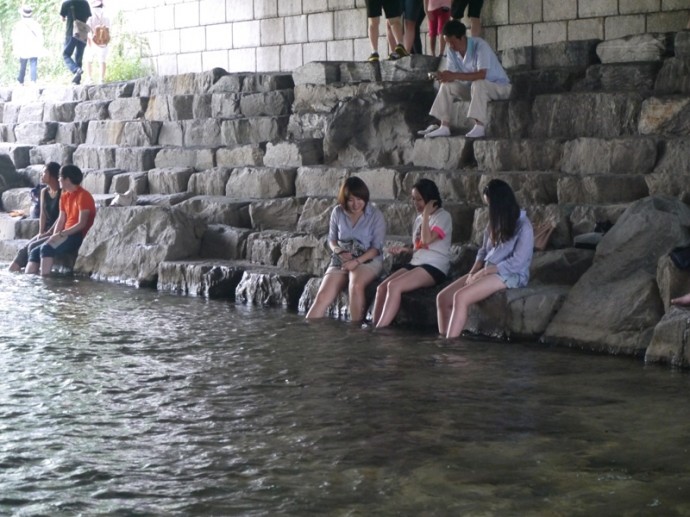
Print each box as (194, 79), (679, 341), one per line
(26, 165), (96, 276)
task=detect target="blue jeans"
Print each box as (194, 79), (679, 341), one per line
(63, 36), (86, 74)
(18, 57), (38, 84)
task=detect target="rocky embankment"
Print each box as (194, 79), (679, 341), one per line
(1, 32), (690, 366)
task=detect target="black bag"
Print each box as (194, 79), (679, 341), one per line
(670, 245), (690, 270)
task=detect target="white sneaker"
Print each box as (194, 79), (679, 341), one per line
(417, 124), (439, 136)
(465, 124), (486, 138)
(424, 125), (451, 138)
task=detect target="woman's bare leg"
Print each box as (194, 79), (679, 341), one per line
(436, 274), (469, 335)
(372, 268), (407, 326)
(446, 275), (506, 338)
(306, 273), (348, 319)
(376, 268), (435, 328)
(368, 16), (380, 53)
(348, 267), (379, 322)
(468, 16), (481, 37)
(671, 292), (690, 306)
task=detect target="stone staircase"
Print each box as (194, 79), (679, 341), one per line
(1, 31), (690, 364)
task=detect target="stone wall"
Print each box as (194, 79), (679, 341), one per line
(118, 0), (690, 75)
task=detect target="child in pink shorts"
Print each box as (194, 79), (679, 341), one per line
(424, 0), (452, 56)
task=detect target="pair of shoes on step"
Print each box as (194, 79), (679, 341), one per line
(465, 124), (486, 138)
(389, 44), (410, 60)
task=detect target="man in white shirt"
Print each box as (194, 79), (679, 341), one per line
(421, 19), (511, 139)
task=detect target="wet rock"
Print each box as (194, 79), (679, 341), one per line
(200, 224), (252, 260)
(157, 259), (247, 298)
(656, 254), (690, 312)
(543, 197), (690, 355)
(645, 307), (690, 367)
(235, 267), (313, 309)
(75, 205), (205, 287)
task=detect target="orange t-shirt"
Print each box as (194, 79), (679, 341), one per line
(60, 186), (96, 237)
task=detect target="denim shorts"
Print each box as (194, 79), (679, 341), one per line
(497, 271), (521, 289)
(30, 233), (83, 262)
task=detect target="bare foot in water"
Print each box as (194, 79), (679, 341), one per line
(671, 293), (690, 306)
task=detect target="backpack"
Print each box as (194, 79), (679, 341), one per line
(93, 25), (110, 46)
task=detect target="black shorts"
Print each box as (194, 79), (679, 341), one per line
(451, 0), (484, 19)
(403, 0), (424, 20)
(401, 263), (447, 285)
(366, 0), (404, 19)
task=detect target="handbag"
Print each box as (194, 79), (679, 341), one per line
(670, 245), (690, 270)
(71, 5), (89, 42)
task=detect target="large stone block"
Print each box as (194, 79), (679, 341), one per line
(182, 119), (223, 147)
(401, 170), (483, 205)
(287, 112), (332, 140)
(82, 168), (126, 195)
(43, 102), (78, 122)
(55, 122), (88, 145)
(379, 55), (440, 81)
(0, 143), (33, 169)
(3, 103), (21, 124)
(645, 307), (690, 368)
(108, 97), (149, 120)
(225, 166), (297, 198)
(75, 206), (205, 287)
(241, 73), (294, 93)
(200, 224), (252, 260)
(474, 139), (564, 171)
(29, 143), (76, 166)
(509, 67), (587, 99)
(17, 103), (44, 123)
(85, 81), (135, 101)
(532, 39), (601, 68)
(568, 204), (628, 236)
(145, 95), (193, 121)
(249, 197), (303, 231)
(296, 197), (334, 235)
(375, 200), (417, 237)
(0, 213), (38, 239)
(235, 267), (312, 310)
(187, 167), (232, 196)
(148, 166), (195, 194)
(221, 116), (289, 145)
(109, 171), (149, 195)
(239, 89), (294, 117)
(86, 120), (126, 145)
(211, 93), (241, 119)
(157, 122), (184, 146)
(574, 62), (662, 93)
(596, 33), (669, 64)
(561, 137), (658, 174)
(654, 58), (690, 95)
(656, 254), (690, 312)
(292, 82), (386, 114)
(485, 99), (532, 139)
(530, 248), (595, 286)
(74, 100), (110, 122)
(295, 165), (350, 197)
(339, 62), (381, 83)
(121, 121), (163, 147)
(246, 229), (288, 266)
(157, 259), (246, 298)
(478, 172), (560, 206)
(154, 147), (215, 171)
(216, 144), (265, 168)
(557, 174), (648, 204)
(411, 136), (475, 170)
(638, 96), (690, 136)
(176, 196), (251, 227)
(14, 122), (57, 145)
(292, 61), (342, 85)
(264, 140), (324, 168)
(72, 145), (117, 170)
(352, 167), (402, 201)
(115, 147), (160, 172)
(1, 187), (31, 213)
(208, 74), (245, 93)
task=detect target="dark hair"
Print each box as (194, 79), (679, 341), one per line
(337, 176), (370, 208)
(59, 165), (84, 185)
(442, 19), (467, 39)
(483, 179), (520, 244)
(412, 178), (442, 208)
(45, 162), (60, 180)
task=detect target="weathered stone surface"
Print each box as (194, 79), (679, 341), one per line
(485, 99), (532, 139)
(211, 93), (241, 119)
(55, 122), (87, 145)
(561, 137), (658, 174)
(568, 204), (628, 236)
(298, 276), (354, 318)
(72, 145), (117, 170)
(1, 187), (31, 213)
(200, 224), (252, 260)
(246, 230), (287, 266)
(531, 92), (643, 138)
(241, 73), (294, 93)
(148, 166), (194, 194)
(145, 95), (193, 121)
(249, 197), (303, 231)
(39, 85), (88, 103)
(379, 55), (440, 81)
(501, 46), (533, 70)
(0, 238), (26, 262)
(676, 30), (690, 60)
(596, 33), (669, 64)
(475, 139), (563, 171)
(208, 74), (245, 93)
(0, 143), (32, 169)
(115, 147), (160, 172)
(292, 83), (386, 114)
(0, 213), (38, 239)
(638, 96), (690, 136)
(121, 121), (162, 147)
(157, 122), (184, 146)
(136, 193), (193, 206)
(74, 100), (110, 122)
(401, 170), (483, 205)
(654, 58), (690, 95)
(109, 171), (149, 195)
(295, 166), (350, 197)
(287, 112), (331, 140)
(139, 69), (226, 96)
(412, 136), (474, 170)
(85, 81), (135, 101)
(543, 197), (690, 355)
(0, 124), (16, 143)
(296, 197), (334, 235)
(239, 90), (294, 117)
(292, 61), (342, 85)
(264, 139), (324, 168)
(75, 206), (205, 287)
(42, 102), (78, 122)
(29, 143), (76, 166)
(154, 147), (215, 171)
(176, 196), (251, 227)
(187, 167), (232, 196)
(17, 103), (44, 123)
(216, 144), (265, 168)
(656, 254), (690, 312)
(180, 119), (222, 147)
(108, 98), (148, 120)
(645, 307), (690, 367)
(533, 39), (601, 69)
(235, 267), (312, 310)
(575, 62), (661, 93)
(225, 166), (296, 198)
(82, 168), (126, 194)
(14, 122), (57, 145)
(509, 68), (586, 99)
(221, 116), (289, 146)
(478, 172), (559, 206)
(277, 233), (330, 276)
(324, 82), (435, 166)
(192, 95), (212, 119)
(339, 62), (381, 83)
(530, 248), (595, 286)
(352, 167), (402, 200)
(3, 103), (21, 124)
(157, 259), (246, 298)
(557, 174), (648, 204)
(375, 200), (417, 236)
(85, 120), (125, 145)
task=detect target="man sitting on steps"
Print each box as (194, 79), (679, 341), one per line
(420, 19), (511, 139)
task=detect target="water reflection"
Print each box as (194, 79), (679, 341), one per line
(1, 269), (690, 515)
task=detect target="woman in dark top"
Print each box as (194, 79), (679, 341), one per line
(9, 162), (62, 272)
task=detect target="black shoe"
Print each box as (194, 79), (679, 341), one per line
(72, 68), (83, 85)
(394, 44), (410, 57)
(368, 52), (380, 62)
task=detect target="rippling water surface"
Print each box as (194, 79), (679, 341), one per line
(1, 269), (690, 516)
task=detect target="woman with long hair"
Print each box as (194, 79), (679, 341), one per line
(306, 177), (386, 322)
(372, 179), (452, 328)
(436, 179), (533, 338)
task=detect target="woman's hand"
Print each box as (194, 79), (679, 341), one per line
(386, 246), (410, 255)
(341, 258), (360, 271)
(338, 251), (353, 262)
(422, 200), (437, 218)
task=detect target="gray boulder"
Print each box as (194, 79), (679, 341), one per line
(235, 267), (313, 310)
(158, 259), (246, 298)
(596, 33), (669, 64)
(645, 307), (690, 367)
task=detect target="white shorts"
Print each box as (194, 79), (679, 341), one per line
(86, 43), (109, 63)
